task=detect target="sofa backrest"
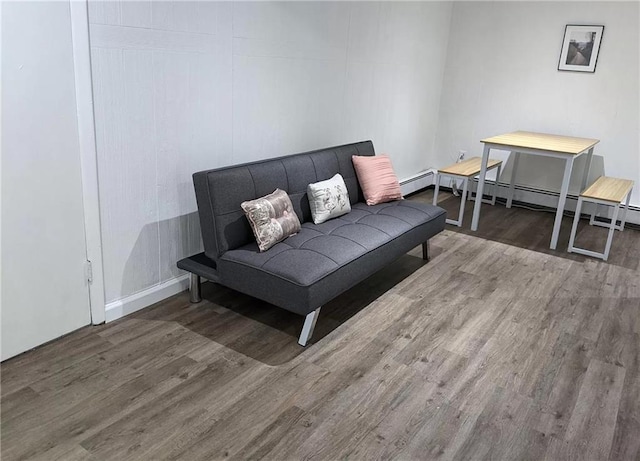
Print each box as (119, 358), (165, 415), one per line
(193, 140), (375, 260)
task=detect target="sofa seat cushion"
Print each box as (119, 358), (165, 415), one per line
(217, 200), (445, 314)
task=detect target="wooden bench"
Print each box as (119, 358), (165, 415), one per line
(568, 176), (634, 261)
(433, 156), (502, 227)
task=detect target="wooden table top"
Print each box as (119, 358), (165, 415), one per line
(581, 176), (634, 203)
(481, 131), (600, 155)
(439, 157), (502, 177)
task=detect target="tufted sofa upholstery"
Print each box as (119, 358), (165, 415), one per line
(219, 201), (444, 315)
(178, 140), (446, 345)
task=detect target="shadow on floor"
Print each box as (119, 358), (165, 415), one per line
(132, 251), (430, 366)
(413, 190), (640, 271)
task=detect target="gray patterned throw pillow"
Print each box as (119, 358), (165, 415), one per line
(307, 173), (351, 224)
(241, 189), (301, 252)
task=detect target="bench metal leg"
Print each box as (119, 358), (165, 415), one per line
(569, 195), (626, 262)
(446, 177), (468, 227)
(603, 204), (620, 261)
(507, 151), (520, 208)
(620, 190), (631, 231)
(189, 273), (202, 303)
(438, 162), (501, 228)
(299, 307), (321, 347)
(422, 241), (430, 261)
(589, 202), (598, 226)
(588, 190), (631, 232)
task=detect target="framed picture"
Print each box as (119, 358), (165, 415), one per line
(558, 25), (604, 73)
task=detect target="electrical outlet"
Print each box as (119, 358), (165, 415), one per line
(457, 150), (466, 162)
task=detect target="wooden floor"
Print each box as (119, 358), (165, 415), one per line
(2, 190), (640, 460)
(428, 188), (640, 272)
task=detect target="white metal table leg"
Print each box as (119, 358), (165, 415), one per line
(507, 152), (520, 209)
(580, 147), (594, 192)
(456, 177), (469, 227)
(603, 204), (621, 261)
(619, 190), (632, 231)
(568, 197), (583, 253)
(550, 157), (574, 250)
(471, 144), (490, 231)
(432, 173), (440, 206)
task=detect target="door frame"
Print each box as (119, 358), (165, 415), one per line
(69, 0), (105, 324)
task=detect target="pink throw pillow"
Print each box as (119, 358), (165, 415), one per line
(352, 154), (403, 205)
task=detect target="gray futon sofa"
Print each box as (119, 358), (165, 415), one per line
(177, 141), (446, 346)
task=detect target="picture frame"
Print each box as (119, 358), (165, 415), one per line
(558, 25), (604, 73)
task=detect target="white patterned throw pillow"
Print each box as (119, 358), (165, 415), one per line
(307, 173), (351, 224)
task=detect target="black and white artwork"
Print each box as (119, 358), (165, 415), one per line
(558, 25), (604, 73)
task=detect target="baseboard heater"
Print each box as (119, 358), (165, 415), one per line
(467, 179), (640, 226)
(399, 169), (435, 196)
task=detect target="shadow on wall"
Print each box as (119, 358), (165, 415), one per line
(118, 211), (202, 302)
(496, 153), (605, 194)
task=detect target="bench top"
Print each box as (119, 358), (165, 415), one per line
(438, 156), (502, 177)
(581, 176), (634, 203)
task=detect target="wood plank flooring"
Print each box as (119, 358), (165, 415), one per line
(2, 189), (640, 460)
(429, 188), (640, 272)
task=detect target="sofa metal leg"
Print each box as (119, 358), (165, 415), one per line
(298, 307), (321, 347)
(422, 241), (430, 261)
(189, 273), (202, 303)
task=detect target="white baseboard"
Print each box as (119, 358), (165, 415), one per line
(105, 274), (190, 322)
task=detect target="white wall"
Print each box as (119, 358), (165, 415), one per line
(88, 1), (453, 306)
(435, 2), (639, 207)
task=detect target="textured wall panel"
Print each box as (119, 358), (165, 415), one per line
(92, 48), (160, 301)
(90, 23), (218, 53)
